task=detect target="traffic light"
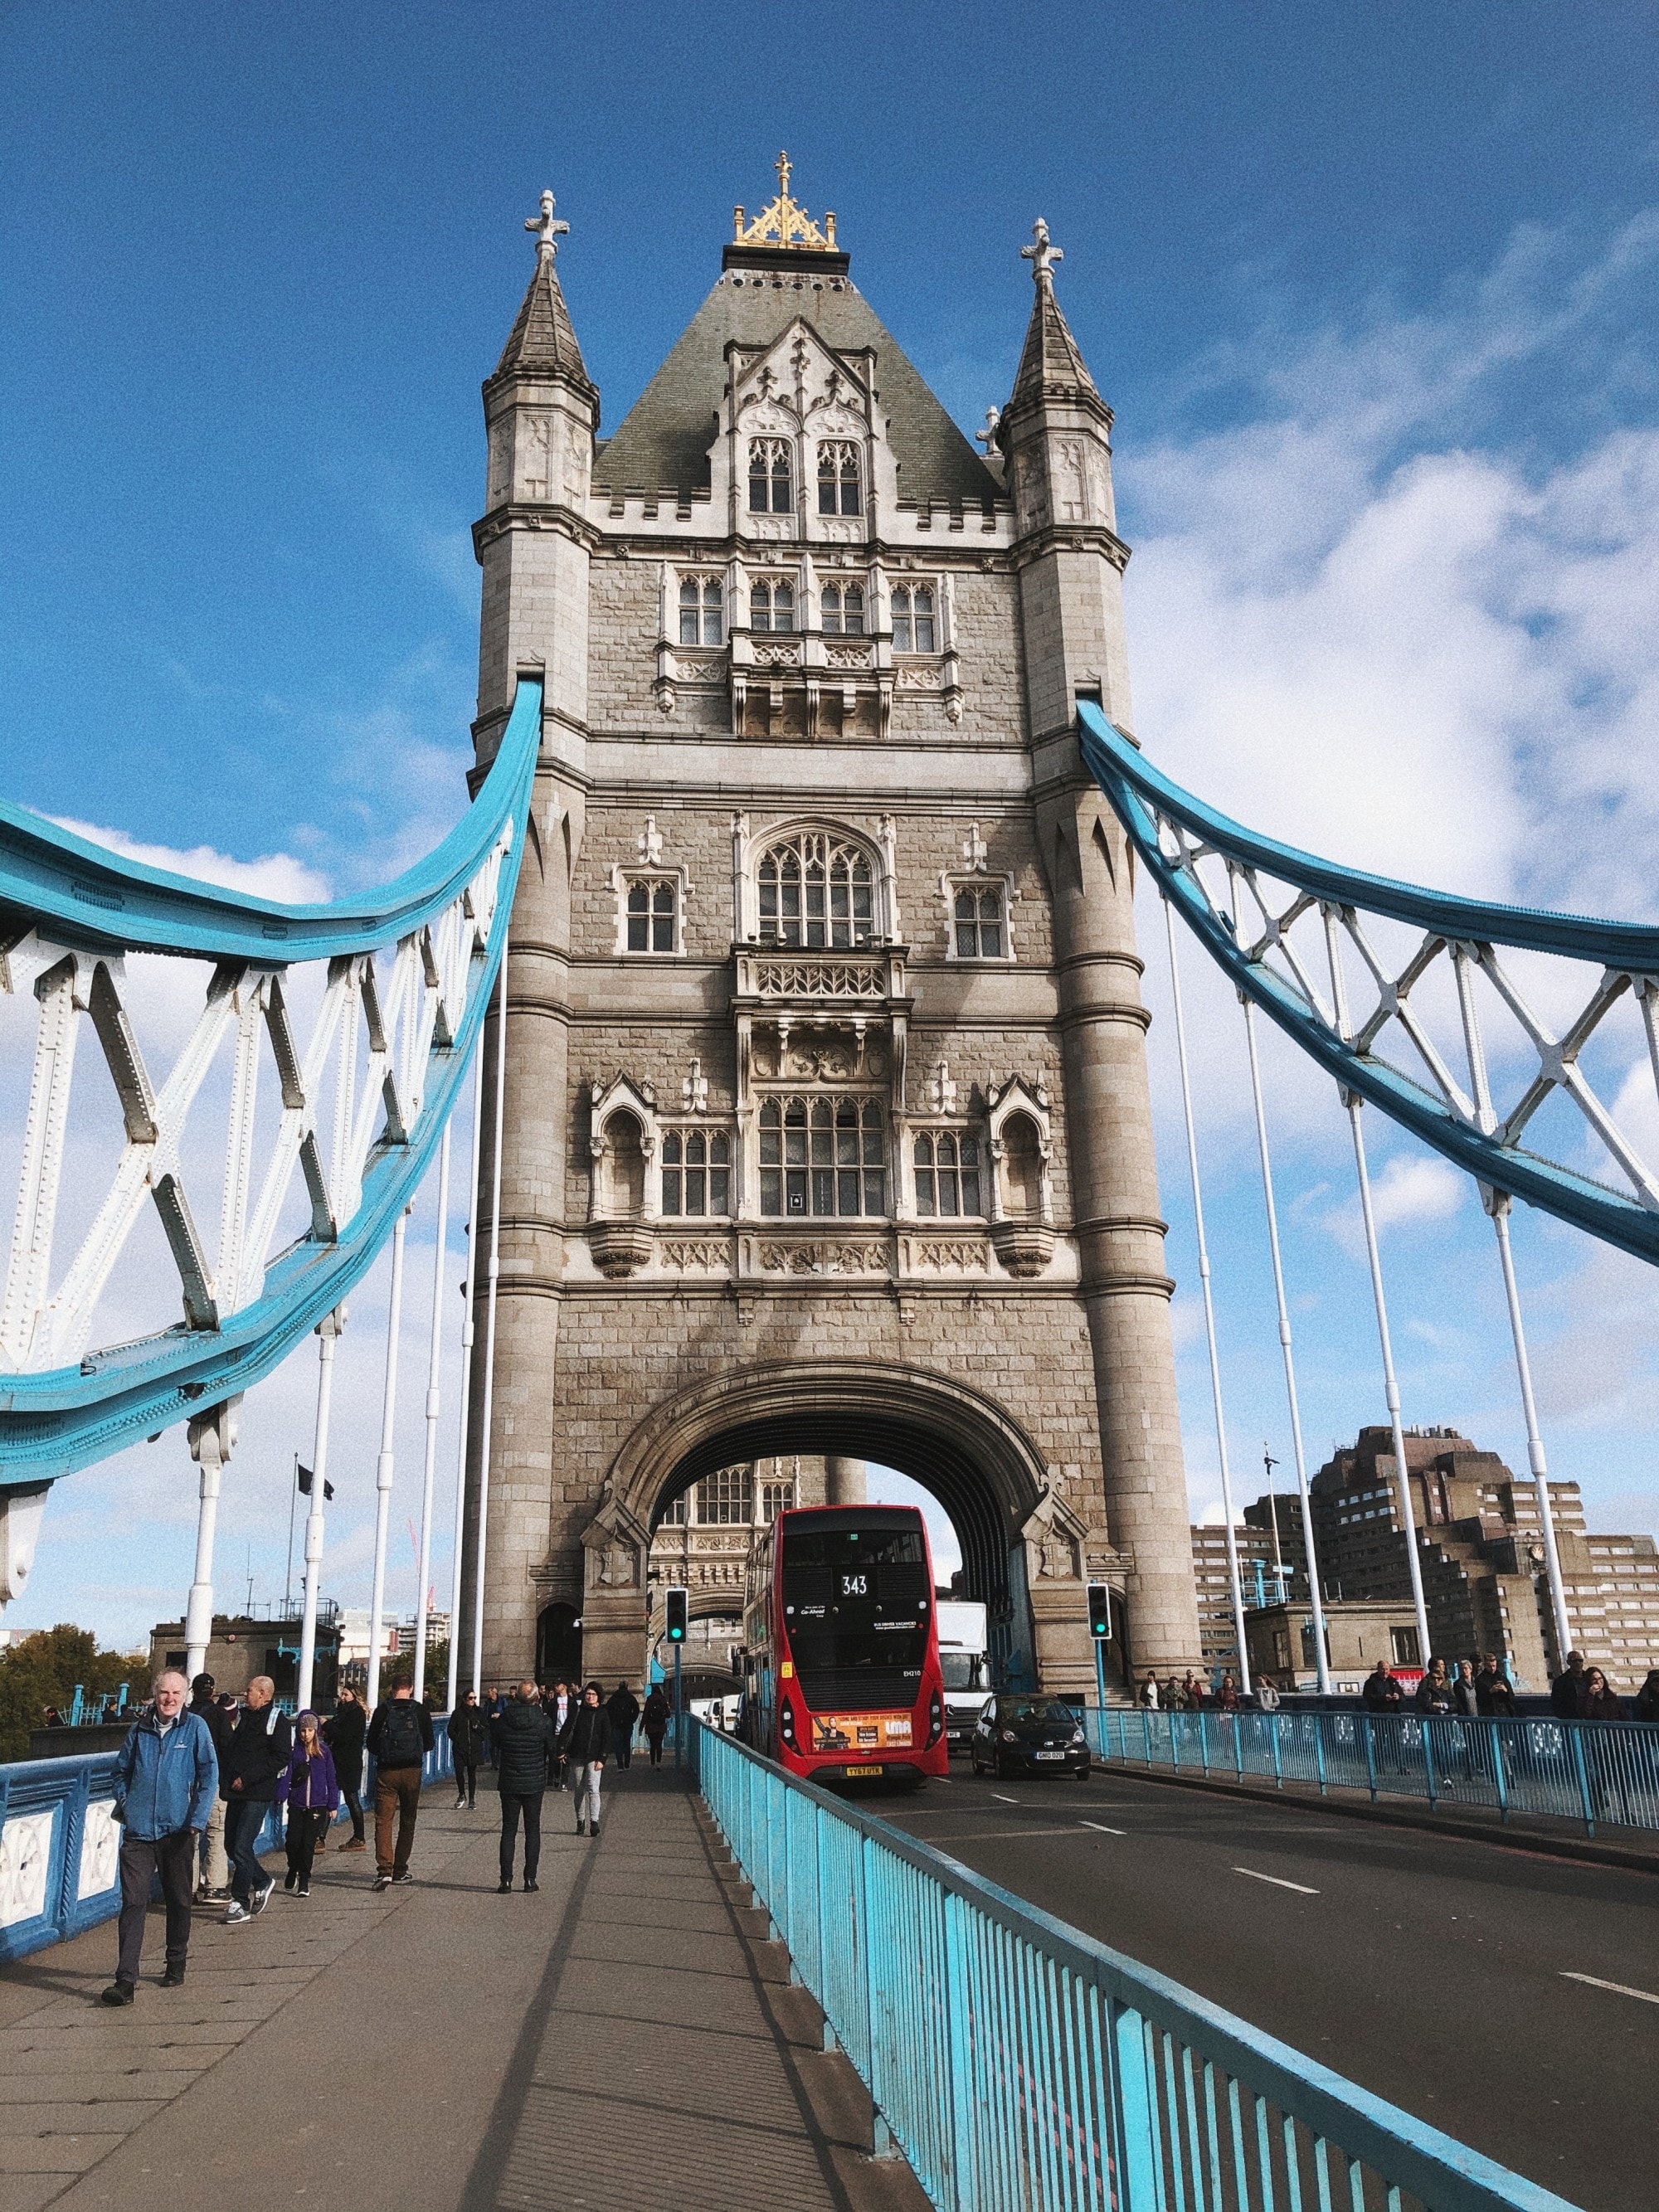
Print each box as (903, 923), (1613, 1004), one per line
(1087, 1582), (1112, 1640)
(665, 1587), (688, 1644)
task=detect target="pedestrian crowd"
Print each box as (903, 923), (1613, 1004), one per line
(1135, 1651), (1659, 1723)
(99, 1666), (660, 2001)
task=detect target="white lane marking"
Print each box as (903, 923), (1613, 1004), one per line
(1081, 1820), (1126, 1835)
(993, 1794), (1019, 1804)
(1561, 1971), (1659, 2006)
(1233, 1866), (1320, 1895)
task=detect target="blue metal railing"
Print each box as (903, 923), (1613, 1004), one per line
(0, 1719), (453, 1962)
(691, 1719), (1579, 2212)
(1087, 1705), (1659, 1840)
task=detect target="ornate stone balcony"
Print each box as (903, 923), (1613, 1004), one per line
(732, 946), (906, 1004)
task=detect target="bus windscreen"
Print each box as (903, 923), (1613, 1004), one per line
(780, 1521), (931, 1706)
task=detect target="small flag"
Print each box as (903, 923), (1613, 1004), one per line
(296, 1465), (334, 1501)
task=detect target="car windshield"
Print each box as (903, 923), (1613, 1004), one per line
(999, 1700), (1077, 1726)
(941, 1653), (982, 1691)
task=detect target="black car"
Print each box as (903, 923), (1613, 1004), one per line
(970, 1696), (1091, 1778)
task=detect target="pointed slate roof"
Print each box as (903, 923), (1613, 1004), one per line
(1010, 278), (1098, 409)
(490, 251), (596, 400)
(592, 269), (999, 505)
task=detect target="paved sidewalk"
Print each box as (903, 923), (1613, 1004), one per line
(0, 1767), (927, 2212)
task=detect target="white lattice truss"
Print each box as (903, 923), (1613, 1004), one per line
(0, 833), (509, 1375)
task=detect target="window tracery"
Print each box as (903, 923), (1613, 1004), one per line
(820, 582), (864, 635)
(750, 576), (796, 633)
(624, 878), (679, 953)
(953, 883), (1006, 959)
(759, 1096), (887, 1217)
(679, 575), (723, 646)
(817, 441), (861, 516)
(890, 583), (937, 653)
(660, 1128), (731, 1217)
(749, 439), (793, 514)
(757, 831), (875, 948)
(912, 1131), (982, 1218)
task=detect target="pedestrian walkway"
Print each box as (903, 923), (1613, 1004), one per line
(0, 1767), (926, 2212)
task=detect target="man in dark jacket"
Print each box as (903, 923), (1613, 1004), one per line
(103, 1670), (217, 2003)
(493, 1683), (555, 1891)
(367, 1681), (435, 1891)
(1474, 1654), (1517, 1717)
(220, 1676), (292, 1924)
(1550, 1650), (1588, 1718)
(561, 1682), (612, 1839)
(1361, 1660), (1404, 1713)
(606, 1683), (640, 1770)
(188, 1672), (231, 1901)
(448, 1690), (491, 1811)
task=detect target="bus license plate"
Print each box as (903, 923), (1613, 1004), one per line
(845, 1764), (883, 1777)
(1035, 1750), (1066, 1760)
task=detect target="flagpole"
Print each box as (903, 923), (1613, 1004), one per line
(285, 1452), (298, 1615)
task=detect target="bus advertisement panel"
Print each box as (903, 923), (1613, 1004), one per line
(742, 1504), (947, 1784)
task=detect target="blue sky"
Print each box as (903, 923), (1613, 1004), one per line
(2, 2), (1657, 1647)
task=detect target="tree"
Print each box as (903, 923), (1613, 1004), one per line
(0, 1626), (151, 1762)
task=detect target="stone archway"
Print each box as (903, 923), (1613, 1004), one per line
(577, 1358), (1058, 1685)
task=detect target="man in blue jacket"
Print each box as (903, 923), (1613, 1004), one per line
(103, 1670), (218, 2005)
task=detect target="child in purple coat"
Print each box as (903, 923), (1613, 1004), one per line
(278, 1710), (338, 1897)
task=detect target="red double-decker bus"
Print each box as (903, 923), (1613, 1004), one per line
(741, 1504), (948, 1784)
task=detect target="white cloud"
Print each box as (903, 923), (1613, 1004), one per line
(50, 819), (330, 905)
(1318, 1151), (1465, 1258)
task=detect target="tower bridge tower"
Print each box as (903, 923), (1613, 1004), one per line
(462, 165), (1202, 1692)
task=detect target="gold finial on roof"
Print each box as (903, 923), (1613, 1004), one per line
(731, 149), (839, 252)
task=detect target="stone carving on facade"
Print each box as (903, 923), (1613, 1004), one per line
(659, 1238), (730, 1272)
(985, 1074), (1056, 1277)
(757, 1240), (889, 1276)
(1022, 1486), (1088, 1582)
(681, 1057), (709, 1113)
(522, 413), (555, 501)
(906, 1237), (988, 1273)
(586, 1074), (659, 1277)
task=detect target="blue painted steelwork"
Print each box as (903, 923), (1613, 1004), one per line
(1087, 1704), (1659, 1840)
(1078, 701), (1659, 1266)
(0, 1722), (454, 1962)
(0, 682), (540, 1485)
(693, 1719), (1579, 2212)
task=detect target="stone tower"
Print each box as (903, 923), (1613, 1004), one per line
(461, 167), (1202, 1692)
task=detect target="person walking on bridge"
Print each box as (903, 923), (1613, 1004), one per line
(494, 1683), (555, 1891)
(221, 1677), (291, 1925)
(279, 1712), (338, 1898)
(188, 1672), (231, 1901)
(1475, 1654), (1517, 1718)
(562, 1683), (611, 1838)
(324, 1687), (368, 1852)
(642, 1685), (670, 1768)
(367, 1680), (434, 1891)
(606, 1682), (640, 1770)
(449, 1689), (490, 1810)
(102, 1670), (217, 2004)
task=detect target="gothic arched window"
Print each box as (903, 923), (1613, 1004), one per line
(660, 1129), (731, 1217)
(954, 884), (1005, 959)
(817, 441), (861, 516)
(759, 1096), (887, 1217)
(891, 583), (937, 653)
(625, 878), (678, 952)
(821, 582), (864, 635)
(751, 577), (796, 633)
(913, 1131), (981, 1218)
(679, 575), (722, 646)
(757, 831), (874, 948)
(749, 439), (792, 513)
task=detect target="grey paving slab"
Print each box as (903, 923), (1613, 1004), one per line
(1, 1772), (926, 2212)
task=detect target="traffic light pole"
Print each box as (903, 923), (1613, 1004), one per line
(673, 1643), (683, 1769)
(1093, 1634), (1107, 1714)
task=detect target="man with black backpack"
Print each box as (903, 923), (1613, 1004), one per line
(367, 1681), (434, 1891)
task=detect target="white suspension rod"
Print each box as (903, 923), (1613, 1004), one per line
(1489, 1195), (1573, 1669)
(1163, 899), (1251, 1694)
(413, 1120), (452, 1704)
(296, 1305), (345, 1713)
(471, 935), (509, 1700)
(1241, 998), (1331, 1694)
(446, 1041), (487, 1716)
(1321, 907), (1432, 1672)
(364, 1207), (410, 1714)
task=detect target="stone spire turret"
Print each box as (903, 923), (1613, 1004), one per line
(1009, 219), (1100, 411)
(489, 191), (596, 400)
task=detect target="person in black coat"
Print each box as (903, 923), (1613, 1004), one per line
(1474, 1655), (1517, 1718)
(324, 1688), (368, 1850)
(606, 1683), (640, 1771)
(220, 1677), (293, 1921)
(1551, 1651), (1588, 1718)
(189, 1673), (232, 1899)
(493, 1683), (555, 1891)
(448, 1690), (491, 1810)
(560, 1683), (612, 1839)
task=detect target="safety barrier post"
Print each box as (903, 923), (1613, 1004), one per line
(1233, 1713), (1244, 1781)
(1361, 1714), (1378, 1802)
(1199, 1709), (1210, 1776)
(1490, 1719), (1509, 1823)
(1141, 1708), (1152, 1765)
(1569, 1726), (1596, 1837)
(1422, 1721), (1438, 1808)
(1269, 1711), (1283, 1790)
(1313, 1714), (1328, 1797)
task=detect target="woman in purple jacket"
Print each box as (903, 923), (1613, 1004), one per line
(278, 1711), (338, 1898)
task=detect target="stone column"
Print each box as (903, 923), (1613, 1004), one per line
(825, 1457), (867, 1505)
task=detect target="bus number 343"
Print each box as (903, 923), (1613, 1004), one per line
(840, 1573), (868, 1597)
